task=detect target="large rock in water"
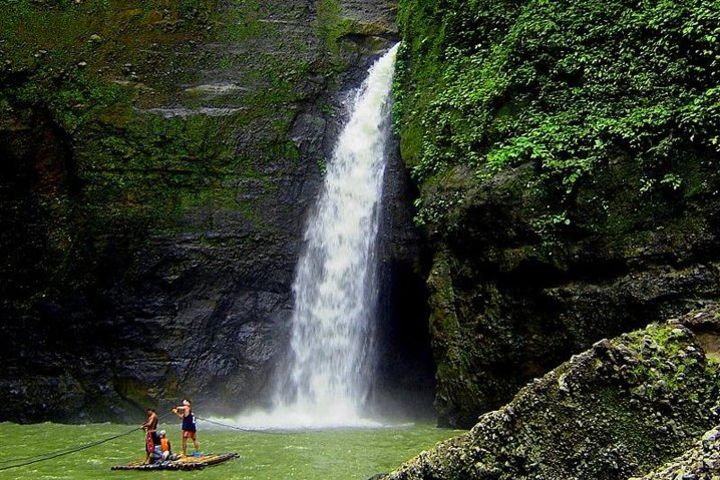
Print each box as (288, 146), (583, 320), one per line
(382, 306), (720, 480)
(633, 427), (720, 480)
(633, 308), (720, 480)
(0, 0), (417, 422)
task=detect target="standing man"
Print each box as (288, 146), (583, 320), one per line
(172, 399), (199, 457)
(141, 408), (159, 464)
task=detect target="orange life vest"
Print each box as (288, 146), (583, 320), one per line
(160, 438), (171, 452)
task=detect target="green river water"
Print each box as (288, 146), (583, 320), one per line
(0, 422), (464, 480)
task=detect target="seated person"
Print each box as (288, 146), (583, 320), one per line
(158, 430), (173, 461)
(146, 432), (170, 464)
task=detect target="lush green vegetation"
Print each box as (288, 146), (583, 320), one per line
(395, 0), (720, 235)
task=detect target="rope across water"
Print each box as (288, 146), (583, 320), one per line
(0, 413), (289, 471)
(195, 416), (288, 435)
(0, 425), (144, 472)
(0, 412), (174, 472)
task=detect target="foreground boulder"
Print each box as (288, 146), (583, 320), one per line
(633, 426), (720, 480)
(630, 307), (720, 480)
(384, 309), (720, 480)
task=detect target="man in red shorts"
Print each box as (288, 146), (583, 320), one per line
(141, 408), (159, 464)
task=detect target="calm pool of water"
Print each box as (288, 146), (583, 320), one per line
(0, 422), (463, 480)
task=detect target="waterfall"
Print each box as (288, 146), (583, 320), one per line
(277, 43), (399, 421)
(225, 45), (399, 429)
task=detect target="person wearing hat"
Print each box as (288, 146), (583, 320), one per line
(158, 430), (172, 461)
(172, 399), (199, 457)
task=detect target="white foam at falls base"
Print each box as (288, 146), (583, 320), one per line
(205, 407), (384, 431)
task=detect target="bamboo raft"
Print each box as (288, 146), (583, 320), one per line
(111, 453), (238, 471)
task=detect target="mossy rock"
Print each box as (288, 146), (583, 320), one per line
(387, 313), (720, 480)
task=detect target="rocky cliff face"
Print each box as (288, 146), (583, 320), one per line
(379, 305), (720, 480)
(393, 0), (720, 427)
(0, 0), (426, 422)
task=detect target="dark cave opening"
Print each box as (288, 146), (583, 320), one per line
(369, 141), (437, 421)
(371, 257), (437, 420)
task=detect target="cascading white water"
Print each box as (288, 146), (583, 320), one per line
(277, 43), (399, 421)
(221, 45), (399, 430)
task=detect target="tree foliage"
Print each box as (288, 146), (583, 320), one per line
(395, 0), (720, 233)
